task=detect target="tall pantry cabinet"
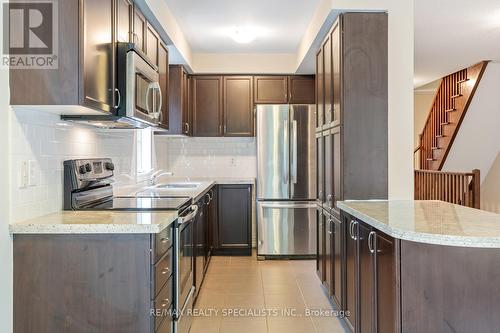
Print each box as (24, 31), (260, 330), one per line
(315, 12), (388, 333)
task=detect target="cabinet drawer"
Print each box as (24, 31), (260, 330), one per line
(153, 276), (173, 331)
(154, 249), (172, 297)
(154, 227), (172, 263)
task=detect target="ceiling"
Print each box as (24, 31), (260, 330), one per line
(164, 0), (322, 53)
(415, 0), (500, 87)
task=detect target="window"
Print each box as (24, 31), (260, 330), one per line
(136, 127), (154, 176)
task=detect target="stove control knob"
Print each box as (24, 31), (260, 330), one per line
(85, 163), (92, 172)
(79, 165), (87, 174)
(105, 162), (115, 171)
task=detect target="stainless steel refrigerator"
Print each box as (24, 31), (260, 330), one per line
(256, 104), (316, 257)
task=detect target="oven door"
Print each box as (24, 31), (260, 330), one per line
(126, 50), (162, 126)
(174, 205), (198, 333)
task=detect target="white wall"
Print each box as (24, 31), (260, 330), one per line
(0, 13), (13, 333)
(192, 53), (297, 74)
(155, 137), (256, 179)
(443, 62), (500, 212)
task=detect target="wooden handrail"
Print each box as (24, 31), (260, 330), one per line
(414, 169), (480, 208)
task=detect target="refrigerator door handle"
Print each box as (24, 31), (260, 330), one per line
(291, 120), (298, 184)
(259, 202), (317, 209)
(283, 119), (289, 185)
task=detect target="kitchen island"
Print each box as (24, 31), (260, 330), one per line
(330, 200), (500, 333)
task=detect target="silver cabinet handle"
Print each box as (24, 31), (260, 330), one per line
(368, 231), (376, 254)
(185, 122), (190, 134)
(160, 237), (169, 244)
(349, 220), (358, 240)
(178, 205), (198, 224)
(327, 218), (333, 234)
(114, 88), (121, 109)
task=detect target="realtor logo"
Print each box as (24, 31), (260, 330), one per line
(2, 0), (58, 68)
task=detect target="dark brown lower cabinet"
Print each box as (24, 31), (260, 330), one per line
(324, 211), (333, 294)
(213, 184), (252, 255)
(316, 207), (325, 282)
(331, 215), (343, 308)
(344, 217), (357, 331)
(374, 232), (396, 333)
(358, 222), (374, 333)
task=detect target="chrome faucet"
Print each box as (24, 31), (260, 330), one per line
(149, 170), (174, 185)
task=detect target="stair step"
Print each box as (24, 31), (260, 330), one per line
(445, 108), (456, 112)
(441, 122), (451, 126)
(457, 78), (469, 84)
(431, 146), (440, 150)
(451, 94), (462, 99)
(436, 134), (446, 138)
(426, 158), (436, 161)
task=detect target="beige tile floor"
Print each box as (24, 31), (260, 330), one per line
(190, 253), (347, 333)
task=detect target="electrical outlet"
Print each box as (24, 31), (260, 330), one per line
(28, 160), (38, 186)
(19, 160), (28, 188)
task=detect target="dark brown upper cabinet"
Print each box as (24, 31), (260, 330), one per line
(288, 76), (315, 104)
(192, 76), (223, 137)
(168, 65), (191, 135)
(254, 76), (288, 104)
(133, 5), (146, 53)
(316, 49), (325, 129)
(116, 0), (133, 43)
(158, 42), (169, 130)
(223, 76), (254, 137)
(323, 33), (333, 124)
(10, 0), (125, 112)
(146, 23), (159, 66)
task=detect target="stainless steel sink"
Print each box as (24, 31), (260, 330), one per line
(154, 182), (201, 189)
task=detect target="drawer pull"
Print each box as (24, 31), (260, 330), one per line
(160, 238), (169, 244)
(161, 267), (170, 275)
(161, 299), (170, 307)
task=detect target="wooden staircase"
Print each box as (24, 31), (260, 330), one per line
(416, 61), (488, 170)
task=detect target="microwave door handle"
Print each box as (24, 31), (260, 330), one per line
(157, 83), (163, 117)
(145, 82), (152, 115)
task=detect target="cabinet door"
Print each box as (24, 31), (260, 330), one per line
(331, 126), (342, 215)
(375, 232), (396, 333)
(168, 65), (187, 134)
(324, 130), (333, 210)
(81, 0), (115, 112)
(331, 21), (341, 126)
(359, 222), (374, 333)
(146, 23), (159, 66)
(316, 49), (324, 128)
(316, 133), (324, 205)
(217, 185), (252, 252)
(194, 201), (204, 296)
(324, 212), (333, 295)
(254, 76), (288, 104)
(223, 76), (254, 136)
(323, 35), (333, 125)
(345, 217), (357, 332)
(316, 207), (325, 282)
(133, 5), (146, 52)
(332, 215), (343, 308)
(192, 76), (223, 137)
(116, 0), (132, 43)
(208, 187), (218, 252)
(158, 42), (169, 129)
(288, 76), (315, 104)
(184, 73), (192, 135)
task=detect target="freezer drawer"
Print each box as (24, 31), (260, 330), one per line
(257, 201), (317, 256)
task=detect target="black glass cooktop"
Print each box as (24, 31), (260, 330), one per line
(88, 196), (191, 211)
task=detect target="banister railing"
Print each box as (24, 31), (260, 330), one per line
(414, 169), (480, 209)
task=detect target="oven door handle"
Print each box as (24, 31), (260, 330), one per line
(178, 205), (199, 225)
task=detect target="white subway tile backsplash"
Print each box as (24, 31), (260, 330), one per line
(10, 110), (137, 223)
(155, 136), (257, 179)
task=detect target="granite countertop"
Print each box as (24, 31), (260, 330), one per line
(338, 200), (500, 248)
(9, 210), (178, 234)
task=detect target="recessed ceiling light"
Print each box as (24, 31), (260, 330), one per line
(228, 27), (258, 44)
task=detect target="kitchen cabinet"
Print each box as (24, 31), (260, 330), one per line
(192, 76), (223, 137)
(331, 215), (343, 308)
(146, 23), (159, 66)
(288, 76), (315, 104)
(13, 231), (174, 333)
(316, 132), (324, 206)
(194, 196), (207, 298)
(207, 187), (218, 259)
(158, 42), (169, 129)
(133, 5), (146, 53)
(316, 48), (324, 129)
(316, 207), (325, 282)
(214, 184), (252, 255)
(223, 76), (254, 136)
(324, 130), (333, 211)
(323, 34), (333, 124)
(374, 232), (396, 333)
(331, 21), (341, 126)
(116, 0), (133, 43)
(324, 211), (333, 294)
(254, 75), (315, 104)
(254, 76), (288, 104)
(168, 65), (191, 135)
(358, 222), (374, 333)
(345, 217), (357, 332)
